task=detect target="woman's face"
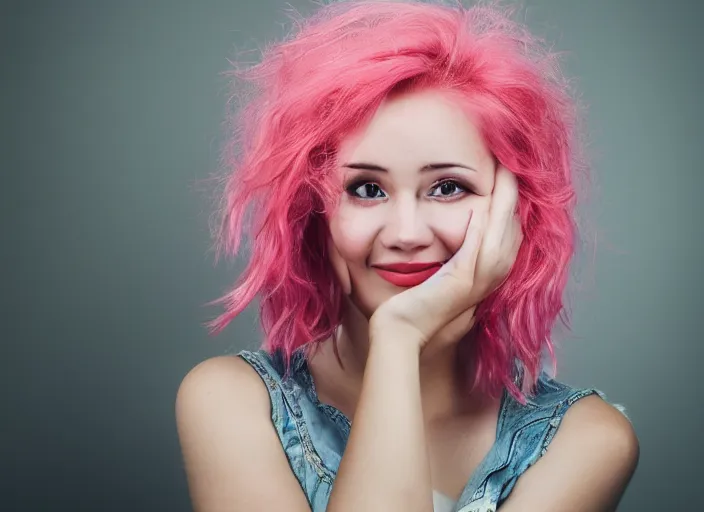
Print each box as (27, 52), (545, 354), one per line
(329, 89), (497, 318)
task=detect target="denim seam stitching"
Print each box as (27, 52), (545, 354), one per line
(239, 351), (335, 485)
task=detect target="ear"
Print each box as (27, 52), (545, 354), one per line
(328, 236), (352, 296)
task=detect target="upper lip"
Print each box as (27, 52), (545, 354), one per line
(372, 262), (443, 273)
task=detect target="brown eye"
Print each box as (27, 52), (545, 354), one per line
(347, 182), (386, 199)
(429, 180), (467, 198)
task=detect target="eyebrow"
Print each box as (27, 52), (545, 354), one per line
(341, 162), (478, 173)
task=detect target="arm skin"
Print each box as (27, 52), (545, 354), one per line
(175, 327), (433, 512)
(325, 329), (433, 512)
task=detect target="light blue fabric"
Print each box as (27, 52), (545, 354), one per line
(238, 348), (616, 512)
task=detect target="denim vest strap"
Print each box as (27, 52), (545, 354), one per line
(238, 349), (348, 511)
(454, 375), (609, 512)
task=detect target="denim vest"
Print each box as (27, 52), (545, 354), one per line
(238, 348), (620, 512)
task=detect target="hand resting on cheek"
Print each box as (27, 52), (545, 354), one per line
(329, 164), (523, 351)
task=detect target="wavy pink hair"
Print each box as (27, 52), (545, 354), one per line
(206, 0), (588, 402)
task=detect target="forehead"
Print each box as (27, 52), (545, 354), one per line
(337, 89), (492, 168)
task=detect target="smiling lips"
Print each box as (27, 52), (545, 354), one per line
(372, 262), (443, 287)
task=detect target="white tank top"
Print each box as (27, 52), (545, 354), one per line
(433, 490), (457, 512)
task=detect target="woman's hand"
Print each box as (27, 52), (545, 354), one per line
(370, 165), (523, 350)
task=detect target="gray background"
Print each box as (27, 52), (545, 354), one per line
(2, 0), (702, 510)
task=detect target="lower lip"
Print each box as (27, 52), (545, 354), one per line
(374, 266), (441, 287)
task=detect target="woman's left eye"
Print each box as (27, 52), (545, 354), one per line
(429, 180), (467, 198)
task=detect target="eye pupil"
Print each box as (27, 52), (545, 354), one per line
(365, 183), (380, 197)
(440, 182), (455, 195)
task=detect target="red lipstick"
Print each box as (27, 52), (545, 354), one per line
(372, 262), (443, 287)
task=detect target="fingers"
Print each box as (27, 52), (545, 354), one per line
(449, 209), (483, 278)
(470, 165), (523, 297)
(419, 209), (482, 311)
(483, 165), (519, 254)
(406, 215), (482, 340)
(510, 213), (524, 258)
(495, 210), (523, 286)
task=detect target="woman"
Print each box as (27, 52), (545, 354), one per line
(177, 1), (639, 511)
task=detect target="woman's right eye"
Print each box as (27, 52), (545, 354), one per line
(347, 182), (386, 199)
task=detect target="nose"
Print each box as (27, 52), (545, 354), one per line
(380, 196), (433, 252)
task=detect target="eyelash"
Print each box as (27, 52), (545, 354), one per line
(345, 179), (472, 201)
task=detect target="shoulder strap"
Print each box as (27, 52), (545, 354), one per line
(455, 374), (607, 511)
(237, 349), (338, 480)
(237, 349), (292, 445)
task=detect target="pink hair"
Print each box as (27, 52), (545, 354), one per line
(206, 0), (588, 402)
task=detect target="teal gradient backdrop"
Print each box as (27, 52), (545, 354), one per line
(2, 1), (702, 510)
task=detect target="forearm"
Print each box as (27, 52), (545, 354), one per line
(326, 330), (433, 512)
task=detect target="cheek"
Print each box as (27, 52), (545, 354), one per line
(328, 203), (380, 264)
(429, 196), (492, 253)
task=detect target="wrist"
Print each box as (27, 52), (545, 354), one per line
(368, 318), (425, 356)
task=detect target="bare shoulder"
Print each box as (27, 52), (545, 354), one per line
(176, 355), (270, 420)
(176, 355), (311, 512)
(560, 394), (639, 453)
(500, 394), (640, 512)
(557, 394), (640, 476)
